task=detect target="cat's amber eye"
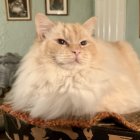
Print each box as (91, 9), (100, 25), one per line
(80, 40), (87, 46)
(57, 39), (67, 45)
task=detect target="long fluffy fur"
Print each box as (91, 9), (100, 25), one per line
(5, 14), (140, 120)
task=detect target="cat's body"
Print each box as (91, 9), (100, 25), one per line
(5, 14), (140, 120)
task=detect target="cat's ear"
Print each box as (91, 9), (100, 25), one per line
(35, 13), (55, 40)
(83, 17), (97, 35)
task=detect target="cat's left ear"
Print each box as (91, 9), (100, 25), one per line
(83, 17), (97, 34)
(35, 13), (55, 40)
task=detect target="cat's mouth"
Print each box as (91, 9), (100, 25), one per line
(52, 53), (85, 70)
(74, 56), (80, 63)
(55, 57), (82, 69)
(58, 59), (81, 66)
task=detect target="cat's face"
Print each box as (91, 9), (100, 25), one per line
(35, 14), (97, 70)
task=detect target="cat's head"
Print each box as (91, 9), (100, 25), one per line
(35, 13), (97, 70)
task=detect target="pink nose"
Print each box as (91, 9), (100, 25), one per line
(72, 50), (80, 55)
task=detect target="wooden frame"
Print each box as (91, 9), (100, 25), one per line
(5, 0), (31, 21)
(45, 0), (68, 15)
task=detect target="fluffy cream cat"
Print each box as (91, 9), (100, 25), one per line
(5, 13), (140, 120)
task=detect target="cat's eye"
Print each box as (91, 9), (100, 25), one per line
(57, 39), (67, 45)
(80, 40), (87, 46)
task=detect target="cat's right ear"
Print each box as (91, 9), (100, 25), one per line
(83, 17), (97, 35)
(35, 13), (55, 41)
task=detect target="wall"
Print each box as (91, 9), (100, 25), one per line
(1, 0), (140, 56)
(126, 0), (140, 55)
(0, 0), (93, 56)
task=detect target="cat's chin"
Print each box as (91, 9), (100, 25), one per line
(58, 61), (83, 70)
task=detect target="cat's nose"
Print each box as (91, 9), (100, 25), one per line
(72, 50), (81, 55)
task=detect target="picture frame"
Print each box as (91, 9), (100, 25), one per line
(5, 0), (31, 21)
(45, 0), (68, 15)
